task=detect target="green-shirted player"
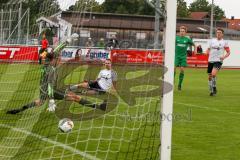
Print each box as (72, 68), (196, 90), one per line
(175, 26), (196, 90)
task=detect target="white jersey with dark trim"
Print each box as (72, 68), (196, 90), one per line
(208, 38), (229, 62)
(97, 69), (117, 91)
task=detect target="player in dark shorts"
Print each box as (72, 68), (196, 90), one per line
(206, 28), (230, 96)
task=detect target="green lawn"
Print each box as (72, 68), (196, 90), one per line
(173, 68), (240, 160)
(0, 63), (239, 160)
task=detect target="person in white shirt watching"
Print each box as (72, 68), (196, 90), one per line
(206, 28), (230, 96)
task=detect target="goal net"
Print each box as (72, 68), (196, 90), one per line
(0, 0), (174, 160)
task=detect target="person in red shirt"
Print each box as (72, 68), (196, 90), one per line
(39, 33), (49, 64)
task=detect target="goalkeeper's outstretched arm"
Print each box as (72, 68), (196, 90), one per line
(52, 33), (79, 57)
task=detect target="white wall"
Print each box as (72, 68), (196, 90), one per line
(193, 38), (240, 68)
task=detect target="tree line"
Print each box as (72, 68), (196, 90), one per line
(68, 0), (225, 20)
(0, 0), (225, 26)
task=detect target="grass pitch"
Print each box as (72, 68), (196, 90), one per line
(0, 63), (239, 160)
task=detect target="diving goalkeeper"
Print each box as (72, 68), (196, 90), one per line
(6, 35), (107, 114)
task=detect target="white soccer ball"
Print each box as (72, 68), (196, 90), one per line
(58, 118), (74, 133)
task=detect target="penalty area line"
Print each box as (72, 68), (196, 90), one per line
(0, 124), (101, 160)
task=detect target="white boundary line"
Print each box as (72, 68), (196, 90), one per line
(175, 102), (240, 116)
(0, 124), (101, 160)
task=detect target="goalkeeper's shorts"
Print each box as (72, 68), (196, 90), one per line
(40, 89), (65, 102)
(53, 90), (66, 100)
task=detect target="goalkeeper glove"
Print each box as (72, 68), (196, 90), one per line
(47, 99), (56, 112)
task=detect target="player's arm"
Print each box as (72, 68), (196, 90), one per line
(221, 46), (230, 61)
(109, 71), (117, 94)
(95, 70), (102, 82)
(112, 81), (117, 90)
(47, 74), (55, 100)
(192, 43), (197, 55)
(205, 39), (212, 55)
(47, 67), (57, 112)
(206, 48), (210, 55)
(53, 41), (68, 57)
(108, 80), (117, 95)
(53, 34), (78, 57)
(189, 38), (197, 54)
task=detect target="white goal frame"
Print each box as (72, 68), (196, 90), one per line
(160, 0), (177, 160)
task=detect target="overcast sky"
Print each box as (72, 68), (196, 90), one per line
(58, 0), (239, 19)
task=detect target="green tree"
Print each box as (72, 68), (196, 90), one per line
(22, 0), (60, 35)
(68, 0), (103, 12)
(101, 0), (189, 17)
(212, 5), (225, 20)
(189, 0), (210, 12)
(137, 0), (156, 15)
(102, 0), (141, 14)
(189, 0), (225, 20)
(177, 0), (189, 17)
(115, 5), (128, 14)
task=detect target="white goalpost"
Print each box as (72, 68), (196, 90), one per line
(160, 0), (177, 160)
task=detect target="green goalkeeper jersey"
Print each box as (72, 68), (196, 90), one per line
(39, 41), (68, 99)
(175, 36), (194, 58)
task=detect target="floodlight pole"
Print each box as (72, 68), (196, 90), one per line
(145, 0), (163, 49)
(0, 9), (3, 44)
(160, 0), (177, 160)
(154, 0), (160, 49)
(210, 0), (214, 38)
(26, 8), (29, 45)
(9, 8), (12, 42)
(18, 2), (22, 44)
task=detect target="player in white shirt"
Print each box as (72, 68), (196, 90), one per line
(68, 59), (117, 110)
(206, 28), (230, 96)
(70, 59), (117, 94)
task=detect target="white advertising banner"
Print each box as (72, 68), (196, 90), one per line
(60, 48), (111, 62)
(193, 38), (240, 68)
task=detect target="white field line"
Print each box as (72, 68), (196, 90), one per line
(0, 124), (100, 160)
(0, 65), (33, 159)
(175, 102), (240, 116)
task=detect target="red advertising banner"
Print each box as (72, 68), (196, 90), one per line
(187, 54), (209, 65)
(111, 49), (209, 65)
(111, 49), (163, 64)
(0, 46), (209, 66)
(0, 46), (38, 62)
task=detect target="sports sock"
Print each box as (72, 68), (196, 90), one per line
(21, 102), (36, 111)
(7, 102), (36, 114)
(208, 80), (213, 92)
(79, 99), (95, 108)
(178, 72), (184, 87)
(212, 76), (216, 88)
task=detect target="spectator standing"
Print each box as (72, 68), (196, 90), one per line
(96, 38), (105, 48)
(39, 33), (49, 64)
(85, 37), (94, 47)
(197, 45), (203, 54)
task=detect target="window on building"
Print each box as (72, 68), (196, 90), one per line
(136, 32), (146, 40)
(80, 30), (90, 38)
(106, 32), (117, 39)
